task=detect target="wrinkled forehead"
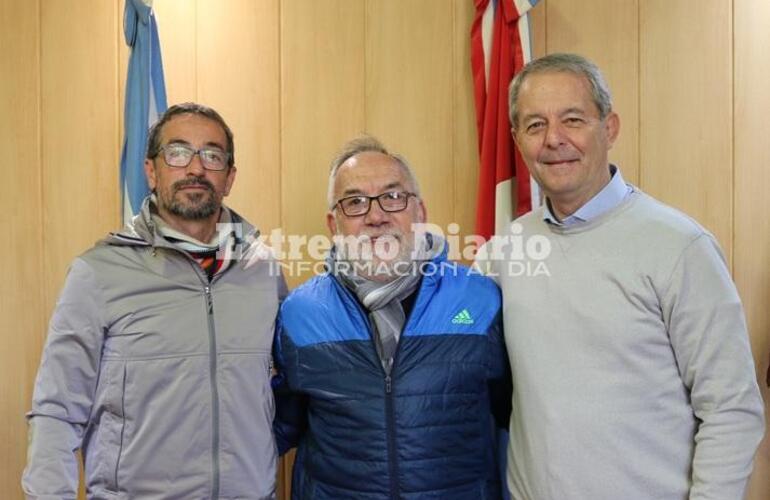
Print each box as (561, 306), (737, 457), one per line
(160, 113), (227, 148)
(333, 152), (413, 197)
(517, 71), (597, 117)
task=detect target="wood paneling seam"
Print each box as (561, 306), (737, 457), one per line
(115, 0), (121, 225)
(636, 0), (640, 189)
(36, 0), (45, 338)
(194, 0), (199, 101)
(363, 0), (368, 131)
(730, 0), (736, 273)
(279, 0), (284, 237)
(450, 1), (456, 228)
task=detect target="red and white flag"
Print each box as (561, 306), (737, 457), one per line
(471, 0), (540, 241)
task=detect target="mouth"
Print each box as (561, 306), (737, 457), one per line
(367, 234), (400, 243)
(542, 159), (579, 167)
(173, 178), (214, 194)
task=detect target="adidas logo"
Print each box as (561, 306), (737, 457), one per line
(451, 309), (474, 325)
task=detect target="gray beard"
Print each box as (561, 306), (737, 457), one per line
(334, 235), (415, 283)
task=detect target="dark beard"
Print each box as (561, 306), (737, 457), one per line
(163, 177), (220, 220)
(168, 192), (218, 219)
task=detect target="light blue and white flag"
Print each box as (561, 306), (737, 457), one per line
(121, 0), (168, 224)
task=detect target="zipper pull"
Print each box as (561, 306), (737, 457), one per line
(204, 286), (213, 314)
(385, 375), (392, 394)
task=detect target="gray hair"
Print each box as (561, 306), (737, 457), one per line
(508, 53), (613, 129)
(327, 136), (421, 209)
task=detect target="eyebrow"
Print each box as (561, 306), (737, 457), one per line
(166, 139), (226, 150)
(520, 113), (544, 124)
(561, 107), (587, 116)
(341, 181), (404, 198)
(520, 107), (588, 124)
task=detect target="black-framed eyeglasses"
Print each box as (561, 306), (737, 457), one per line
(335, 191), (417, 217)
(157, 143), (230, 171)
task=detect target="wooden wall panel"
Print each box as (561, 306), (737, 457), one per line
(734, 0), (770, 497)
(529, 1), (546, 59)
(198, 0), (281, 233)
(40, 0), (120, 313)
(639, 0), (733, 258)
(40, 3), (120, 498)
(452, 0), (480, 250)
(365, 0), (455, 232)
(280, 0), (365, 288)
(151, 0), (197, 104)
(546, 0), (639, 185)
(118, 0), (128, 145)
(0, 1), (42, 496)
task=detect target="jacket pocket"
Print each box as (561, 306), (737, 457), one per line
(88, 361), (127, 493)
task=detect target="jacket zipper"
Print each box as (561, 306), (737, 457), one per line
(368, 300), (420, 500)
(346, 283), (421, 500)
(356, 309), (401, 499)
(204, 284), (221, 500)
(383, 291), (421, 500)
(347, 295), (402, 499)
(164, 245), (235, 500)
(384, 367), (399, 500)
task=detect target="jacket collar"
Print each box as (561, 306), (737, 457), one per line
(100, 195), (258, 249)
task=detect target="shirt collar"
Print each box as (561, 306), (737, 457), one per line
(543, 165), (631, 226)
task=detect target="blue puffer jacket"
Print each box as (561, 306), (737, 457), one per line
(274, 251), (511, 500)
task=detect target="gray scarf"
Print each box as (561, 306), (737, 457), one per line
(328, 233), (443, 374)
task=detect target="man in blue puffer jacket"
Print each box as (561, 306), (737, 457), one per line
(274, 136), (511, 499)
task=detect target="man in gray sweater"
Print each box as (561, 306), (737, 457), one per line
(484, 53), (765, 499)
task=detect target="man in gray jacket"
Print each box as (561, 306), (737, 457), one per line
(23, 102), (286, 499)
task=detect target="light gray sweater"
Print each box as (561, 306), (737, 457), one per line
(485, 189), (764, 500)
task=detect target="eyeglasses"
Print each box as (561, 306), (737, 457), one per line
(157, 143), (230, 171)
(335, 191), (417, 217)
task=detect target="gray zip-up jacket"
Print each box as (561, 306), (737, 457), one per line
(23, 200), (286, 499)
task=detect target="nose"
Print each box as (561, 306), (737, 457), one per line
(544, 123), (567, 148)
(363, 199), (389, 225)
(185, 152), (206, 175)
